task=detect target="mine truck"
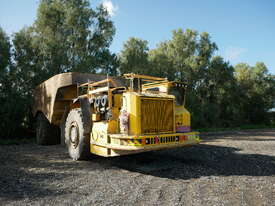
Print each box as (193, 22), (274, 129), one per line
(33, 72), (200, 160)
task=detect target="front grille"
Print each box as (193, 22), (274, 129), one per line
(140, 98), (174, 134)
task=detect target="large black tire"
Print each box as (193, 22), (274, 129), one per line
(36, 113), (60, 145)
(60, 107), (70, 147)
(65, 108), (90, 160)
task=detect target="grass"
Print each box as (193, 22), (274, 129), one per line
(197, 124), (275, 132)
(0, 137), (35, 145)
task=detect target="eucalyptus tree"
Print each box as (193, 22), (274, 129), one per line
(0, 27), (26, 138)
(119, 37), (150, 75)
(234, 62), (275, 124)
(33, 0), (116, 75)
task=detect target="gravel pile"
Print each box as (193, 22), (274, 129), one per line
(0, 129), (275, 206)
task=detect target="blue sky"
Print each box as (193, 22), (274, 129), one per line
(0, 0), (274, 74)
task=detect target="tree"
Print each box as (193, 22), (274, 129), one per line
(200, 56), (238, 127)
(148, 29), (217, 86)
(13, 28), (44, 98)
(0, 28), (11, 75)
(234, 62), (275, 124)
(0, 27), (12, 100)
(119, 37), (150, 75)
(148, 45), (176, 80)
(164, 29), (199, 83)
(32, 0), (116, 76)
(0, 27), (27, 138)
(0, 27), (11, 109)
(0, 27), (11, 104)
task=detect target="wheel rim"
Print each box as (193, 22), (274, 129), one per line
(70, 122), (79, 148)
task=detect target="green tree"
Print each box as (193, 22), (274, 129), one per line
(0, 27), (27, 138)
(148, 29), (217, 86)
(165, 29), (198, 83)
(13, 28), (44, 98)
(184, 56), (237, 128)
(0, 27), (11, 102)
(0, 28), (10, 75)
(234, 62), (274, 124)
(33, 0), (116, 75)
(119, 37), (150, 75)
(202, 56), (238, 127)
(148, 44), (176, 80)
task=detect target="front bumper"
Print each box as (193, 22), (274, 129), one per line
(91, 131), (200, 151)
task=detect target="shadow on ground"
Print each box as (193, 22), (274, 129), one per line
(105, 144), (275, 180)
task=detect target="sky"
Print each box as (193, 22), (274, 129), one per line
(0, 0), (275, 74)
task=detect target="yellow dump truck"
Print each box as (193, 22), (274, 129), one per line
(33, 72), (200, 160)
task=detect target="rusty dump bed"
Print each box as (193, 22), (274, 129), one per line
(33, 72), (124, 125)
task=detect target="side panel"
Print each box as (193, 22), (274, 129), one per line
(107, 93), (122, 134)
(90, 145), (109, 157)
(90, 122), (110, 157)
(123, 93), (141, 135)
(175, 105), (191, 132)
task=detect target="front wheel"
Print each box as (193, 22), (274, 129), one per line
(65, 108), (90, 160)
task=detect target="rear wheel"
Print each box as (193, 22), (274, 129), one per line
(36, 113), (60, 145)
(65, 108), (90, 160)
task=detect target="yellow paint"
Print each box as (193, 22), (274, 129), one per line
(91, 122), (108, 144)
(107, 107), (119, 133)
(107, 119), (118, 134)
(123, 92), (141, 135)
(104, 93), (122, 134)
(175, 105), (190, 127)
(90, 145), (109, 157)
(92, 113), (101, 121)
(113, 93), (122, 107)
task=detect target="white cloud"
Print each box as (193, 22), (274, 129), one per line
(102, 0), (118, 17)
(225, 46), (247, 61)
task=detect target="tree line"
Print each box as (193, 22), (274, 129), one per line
(0, 0), (274, 138)
(119, 34), (275, 128)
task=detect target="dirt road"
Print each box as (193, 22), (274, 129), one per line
(1, 130), (275, 206)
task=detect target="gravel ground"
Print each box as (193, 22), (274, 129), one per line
(0, 129), (275, 206)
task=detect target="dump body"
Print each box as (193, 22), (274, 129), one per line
(33, 72), (124, 125)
